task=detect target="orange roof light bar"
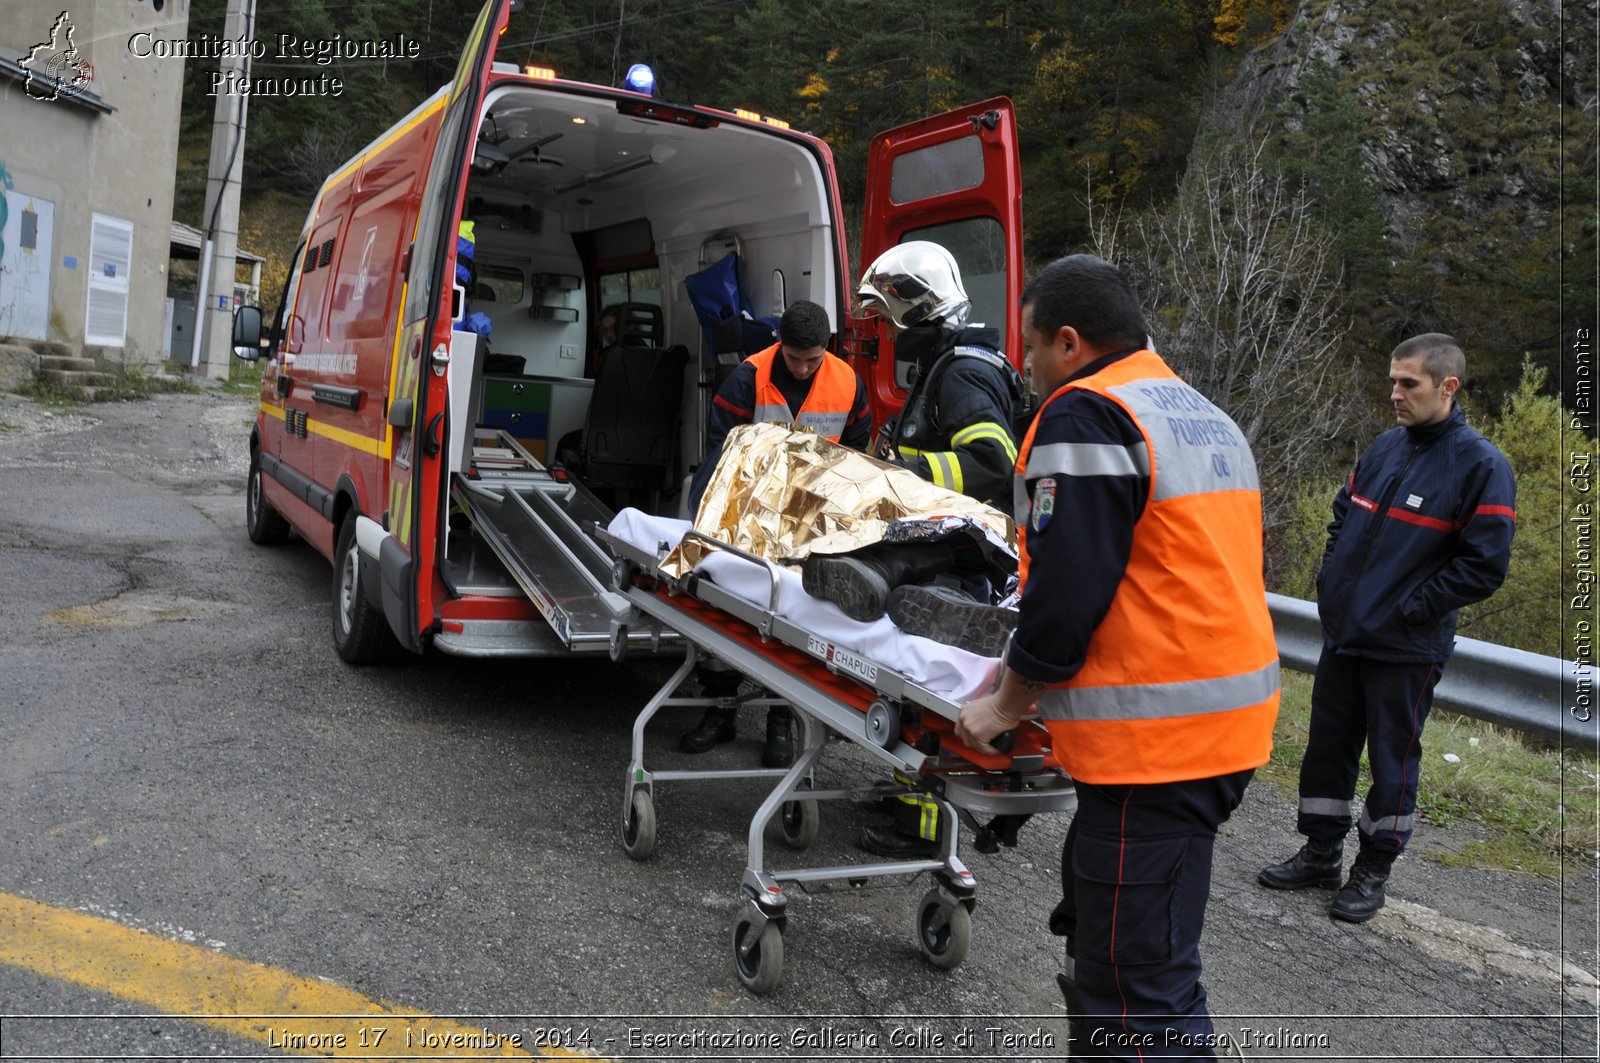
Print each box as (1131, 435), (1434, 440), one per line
(525, 65), (556, 80)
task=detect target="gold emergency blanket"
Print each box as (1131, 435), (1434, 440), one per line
(663, 422), (1013, 576)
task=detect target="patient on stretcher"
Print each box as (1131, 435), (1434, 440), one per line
(685, 422), (1019, 658)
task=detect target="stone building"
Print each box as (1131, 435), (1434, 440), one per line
(0, 0), (189, 366)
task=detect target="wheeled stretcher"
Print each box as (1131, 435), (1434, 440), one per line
(595, 511), (1076, 994)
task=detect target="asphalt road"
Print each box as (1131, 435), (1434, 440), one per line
(0, 389), (1594, 1062)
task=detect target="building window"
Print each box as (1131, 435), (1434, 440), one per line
(84, 213), (133, 347)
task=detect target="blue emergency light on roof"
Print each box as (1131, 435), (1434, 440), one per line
(625, 63), (655, 96)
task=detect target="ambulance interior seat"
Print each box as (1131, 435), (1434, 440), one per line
(613, 302), (663, 348)
(552, 301), (665, 471)
(574, 343), (689, 512)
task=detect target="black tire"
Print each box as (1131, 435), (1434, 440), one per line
(246, 448), (290, 545)
(916, 889), (971, 970)
(731, 917), (783, 994)
(775, 797), (819, 851)
(621, 789), (657, 860)
(332, 513), (399, 665)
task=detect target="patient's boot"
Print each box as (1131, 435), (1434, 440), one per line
(887, 583), (1017, 657)
(801, 541), (956, 622)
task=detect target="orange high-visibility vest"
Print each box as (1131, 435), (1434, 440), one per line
(748, 343), (857, 442)
(1015, 350), (1279, 784)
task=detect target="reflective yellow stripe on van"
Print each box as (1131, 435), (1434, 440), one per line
(311, 419), (386, 457)
(257, 400), (385, 457)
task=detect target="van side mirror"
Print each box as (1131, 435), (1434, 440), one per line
(232, 305), (263, 361)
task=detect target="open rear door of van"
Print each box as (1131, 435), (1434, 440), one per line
(852, 99), (1024, 432)
(374, 0), (511, 651)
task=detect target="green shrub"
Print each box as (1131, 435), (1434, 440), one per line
(1459, 362), (1563, 657)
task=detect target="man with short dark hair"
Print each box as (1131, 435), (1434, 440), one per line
(1259, 333), (1516, 922)
(957, 254), (1279, 1059)
(679, 299), (872, 766)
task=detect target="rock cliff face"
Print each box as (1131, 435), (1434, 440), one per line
(1217, 0), (1594, 386)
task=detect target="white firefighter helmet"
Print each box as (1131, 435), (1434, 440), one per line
(857, 241), (971, 329)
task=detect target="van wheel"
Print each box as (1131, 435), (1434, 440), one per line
(332, 513), (399, 665)
(246, 448), (290, 545)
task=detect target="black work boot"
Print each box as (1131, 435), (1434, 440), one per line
(1331, 851), (1392, 923)
(1057, 960), (1102, 1059)
(887, 583), (1017, 657)
(762, 706), (795, 768)
(679, 698), (738, 754)
(858, 824), (937, 858)
(802, 541), (956, 622)
(1257, 837), (1344, 891)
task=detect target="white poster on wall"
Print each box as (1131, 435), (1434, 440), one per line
(0, 191), (54, 341)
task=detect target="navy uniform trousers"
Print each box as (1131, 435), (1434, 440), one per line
(1296, 650), (1446, 858)
(1051, 770), (1253, 1062)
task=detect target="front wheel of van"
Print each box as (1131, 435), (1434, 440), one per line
(333, 513), (399, 665)
(246, 449), (291, 545)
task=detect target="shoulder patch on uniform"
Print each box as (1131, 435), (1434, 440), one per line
(1032, 477), (1056, 532)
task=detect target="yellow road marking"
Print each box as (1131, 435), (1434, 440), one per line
(0, 892), (598, 1059)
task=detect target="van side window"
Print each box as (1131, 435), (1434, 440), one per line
(477, 263), (524, 305)
(273, 243), (308, 353)
(295, 219), (343, 342)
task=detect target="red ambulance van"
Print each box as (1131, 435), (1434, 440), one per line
(232, 0), (1023, 663)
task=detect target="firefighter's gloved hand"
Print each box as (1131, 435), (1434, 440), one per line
(872, 419), (899, 462)
(956, 691), (1023, 755)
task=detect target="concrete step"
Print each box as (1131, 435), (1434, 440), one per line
(37, 355), (100, 373)
(26, 340), (74, 359)
(38, 368), (117, 389)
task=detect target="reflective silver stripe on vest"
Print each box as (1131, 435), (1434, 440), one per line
(1028, 440), (1150, 479)
(1012, 442), (1150, 524)
(1106, 377), (1260, 501)
(1359, 810), (1415, 835)
(1299, 797), (1353, 818)
(754, 403), (792, 424)
(1035, 659), (1280, 721)
(797, 410), (847, 438)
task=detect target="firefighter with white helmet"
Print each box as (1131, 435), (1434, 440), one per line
(804, 239), (1023, 858)
(852, 240), (1020, 507)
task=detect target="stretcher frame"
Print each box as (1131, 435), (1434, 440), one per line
(594, 524), (1076, 994)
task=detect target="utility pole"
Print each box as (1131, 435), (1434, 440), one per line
(191, 0), (254, 379)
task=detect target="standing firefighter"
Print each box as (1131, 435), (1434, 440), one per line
(1259, 333), (1516, 922)
(958, 254), (1278, 1058)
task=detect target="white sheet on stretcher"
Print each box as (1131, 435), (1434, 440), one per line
(610, 509), (1003, 705)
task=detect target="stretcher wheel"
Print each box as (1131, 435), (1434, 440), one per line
(776, 797), (819, 850)
(865, 699), (901, 749)
(732, 917), (784, 994)
(621, 789), (656, 860)
(916, 890), (971, 971)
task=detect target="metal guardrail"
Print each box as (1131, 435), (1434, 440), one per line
(1267, 594), (1597, 748)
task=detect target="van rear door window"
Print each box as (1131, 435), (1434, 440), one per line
(889, 136), (984, 204)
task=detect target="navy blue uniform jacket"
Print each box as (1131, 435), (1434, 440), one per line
(1317, 406), (1516, 663)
